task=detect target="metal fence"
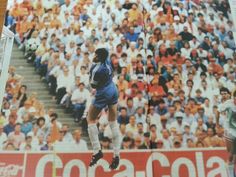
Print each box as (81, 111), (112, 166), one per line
(0, 26), (14, 109)
(0, 35), (7, 74)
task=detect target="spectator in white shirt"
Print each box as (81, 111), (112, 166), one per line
(34, 134), (46, 151)
(88, 8), (100, 26)
(8, 123), (25, 149)
(206, 12), (218, 26)
(134, 107), (146, 125)
(183, 79), (195, 98)
(184, 15), (198, 36)
(53, 130), (73, 152)
(190, 118), (207, 134)
(181, 41), (192, 58)
(161, 129), (172, 149)
(172, 137), (183, 149)
(60, 0), (75, 16)
(182, 125), (196, 146)
(169, 112), (189, 134)
(183, 106), (195, 126)
(219, 41), (234, 59)
(19, 135), (41, 151)
(69, 59), (81, 78)
(199, 80), (213, 99)
(112, 28), (123, 47)
(178, 2), (188, 17)
(223, 58), (235, 73)
(61, 124), (73, 142)
(189, 36), (200, 49)
(133, 91), (148, 108)
(56, 66), (75, 104)
(148, 106), (162, 132)
(81, 22), (92, 39)
(126, 115), (138, 135)
(71, 129), (88, 151)
(36, 117), (50, 140)
(195, 28), (206, 43)
(77, 66), (89, 87)
(201, 98), (213, 117)
(225, 73), (235, 92)
(197, 46), (208, 59)
(126, 42), (139, 59)
(71, 82), (90, 122)
(66, 40), (77, 55)
(42, 0), (57, 10)
(173, 16), (183, 34)
(17, 100), (36, 121)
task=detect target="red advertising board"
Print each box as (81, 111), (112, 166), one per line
(0, 148), (230, 177)
(0, 153), (24, 177)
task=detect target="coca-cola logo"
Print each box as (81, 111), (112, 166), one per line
(33, 151), (228, 177)
(0, 163), (23, 177)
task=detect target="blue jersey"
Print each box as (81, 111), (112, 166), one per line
(89, 59), (113, 90)
(89, 59), (118, 109)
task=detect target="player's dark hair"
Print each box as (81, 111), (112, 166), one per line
(95, 48), (108, 63)
(233, 90), (236, 97)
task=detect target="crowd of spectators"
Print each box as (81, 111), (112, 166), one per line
(2, 0), (236, 150)
(0, 66), (88, 151)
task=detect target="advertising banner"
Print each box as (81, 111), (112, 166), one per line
(0, 149), (229, 177)
(0, 153), (24, 177)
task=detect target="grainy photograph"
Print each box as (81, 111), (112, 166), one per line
(0, 0), (235, 176)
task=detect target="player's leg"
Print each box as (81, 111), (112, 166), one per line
(225, 135), (234, 177)
(108, 103), (120, 169)
(87, 105), (102, 166)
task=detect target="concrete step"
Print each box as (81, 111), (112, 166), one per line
(26, 86), (49, 90)
(10, 44), (89, 144)
(17, 69), (36, 72)
(26, 89), (49, 93)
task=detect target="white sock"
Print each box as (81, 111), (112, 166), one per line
(227, 163), (235, 177)
(88, 124), (101, 154)
(109, 121), (120, 157)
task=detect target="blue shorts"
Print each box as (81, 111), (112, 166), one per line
(93, 82), (118, 109)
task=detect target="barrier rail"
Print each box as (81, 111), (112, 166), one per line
(0, 26), (14, 109)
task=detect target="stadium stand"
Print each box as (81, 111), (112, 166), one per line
(1, 0), (235, 151)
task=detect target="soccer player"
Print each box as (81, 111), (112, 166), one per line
(87, 48), (120, 169)
(216, 89), (236, 177)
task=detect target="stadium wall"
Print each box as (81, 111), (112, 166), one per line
(0, 148), (229, 177)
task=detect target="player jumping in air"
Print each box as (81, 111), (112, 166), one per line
(87, 48), (120, 169)
(217, 89), (236, 177)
